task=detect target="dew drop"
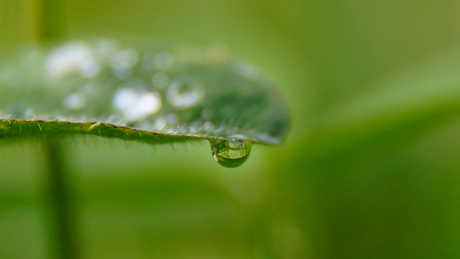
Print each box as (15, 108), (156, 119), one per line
(152, 72), (169, 89)
(64, 93), (86, 110)
(167, 77), (204, 109)
(112, 88), (162, 121)
(153, 52), (172, 70)
(44, 42), (96, 79)
(202, 108), (213, 120)
(209, 138), (252, 168)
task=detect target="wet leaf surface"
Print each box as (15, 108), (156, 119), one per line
(0, 39), (290, 146)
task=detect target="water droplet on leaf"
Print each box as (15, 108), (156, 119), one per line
(210, 138), (252, 168)
(152, 72), (169, 89)
(64, 93), (86, 110)
(113, 88), (162, 121)
(167, 77), (204, 109)
(153, 52), (172, 70)
(44, 42), (96, 79)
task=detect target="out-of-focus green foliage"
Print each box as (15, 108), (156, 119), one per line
(1, 0), (460, 258)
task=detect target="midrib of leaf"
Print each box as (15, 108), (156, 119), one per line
(0, 120), (203, 145)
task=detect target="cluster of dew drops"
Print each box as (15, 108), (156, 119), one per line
(0, 39), (253, 168)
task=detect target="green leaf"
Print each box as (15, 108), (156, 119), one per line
(0, 39), (290, 146)
(305, 49), (460, 157)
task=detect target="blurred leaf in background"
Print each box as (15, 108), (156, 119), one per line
(2, 0), (460, 258)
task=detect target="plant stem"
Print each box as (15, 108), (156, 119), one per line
(44, 139), (79, 259)
(35, 1), (77, 258)
(35, 0), (66, 43)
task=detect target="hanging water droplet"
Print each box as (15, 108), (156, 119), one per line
(209, 138), (252, 168)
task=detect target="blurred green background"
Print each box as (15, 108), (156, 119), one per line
(2, 0), (460, 258)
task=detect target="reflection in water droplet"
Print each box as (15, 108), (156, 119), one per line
(210, 138), (252, 168)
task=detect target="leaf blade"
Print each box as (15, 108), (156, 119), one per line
(0, 39), (290, 145)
